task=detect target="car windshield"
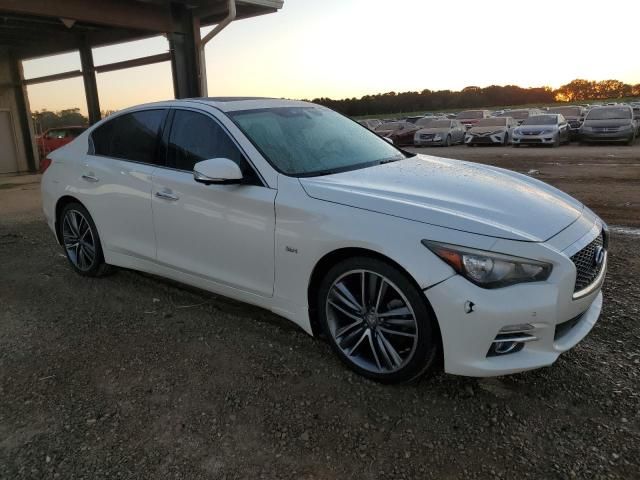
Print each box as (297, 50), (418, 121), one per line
(586, 107), (632, 120)
(522, 115), (558, 125)
(229, 106), (408, 177)
(549, 106), (580, 117)
(457, 110), (483, 119)
(418, 120), (450, 128)
(476, 118), (507, 126)
(502, 110), (530, 119)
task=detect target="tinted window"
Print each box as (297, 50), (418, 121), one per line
(167, 110), (249, 175)
(91, 110), (165, 164)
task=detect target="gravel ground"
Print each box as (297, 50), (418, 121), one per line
(1, 151), (639, 479)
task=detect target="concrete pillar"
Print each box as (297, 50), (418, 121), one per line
(168, 3), (202, 99)
(7, 50), (37, 172)
(79, 39), (101, 125)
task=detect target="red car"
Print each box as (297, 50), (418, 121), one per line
(455, 110), (491, 129)
(37, 126), (87, 158)
(374, 121), (419, 146)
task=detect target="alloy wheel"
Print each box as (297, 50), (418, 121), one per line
(62, 209), (96, 271)
(325, 269), (419, 374)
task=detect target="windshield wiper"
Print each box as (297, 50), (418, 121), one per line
(378, 156), (403, 165)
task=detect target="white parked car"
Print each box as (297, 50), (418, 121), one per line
(41, 98), (608, 383)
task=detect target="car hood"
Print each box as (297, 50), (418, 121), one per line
(517, 125), (558, 132)
(468, 126), (507, 134)
(583, 119), (633, 128)
(299, 155), (583, 242)
(415, 127), (449, 134)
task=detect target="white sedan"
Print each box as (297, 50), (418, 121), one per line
(41, 98), (607, 384)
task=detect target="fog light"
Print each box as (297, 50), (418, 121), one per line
(493, 341), (521, 354)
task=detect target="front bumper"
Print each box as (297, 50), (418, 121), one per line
(580, 131), (633, 142)
(465, 132), (506, 145)
(424, 221), (606, 377)
(512, 134), (556, 145)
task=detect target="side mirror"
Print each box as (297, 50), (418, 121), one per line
(193, 158), (243, 185)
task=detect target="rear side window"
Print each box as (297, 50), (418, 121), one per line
(91, 110), (165, 164)
(167, 110), (246, 173)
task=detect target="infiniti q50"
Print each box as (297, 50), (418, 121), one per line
(41, 98), (607, 383)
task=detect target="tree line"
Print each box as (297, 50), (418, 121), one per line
(30, 78), (640, 126)
(311, 79), (640, 117)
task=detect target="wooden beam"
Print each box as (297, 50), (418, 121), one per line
(23, 69), (83, 85)
(95, 52), (171, 74)
(0, 0), (181, 33)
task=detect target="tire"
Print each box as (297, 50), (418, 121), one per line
(503, 133), (509, 146)
(317, 256), (440, 384)
(445, 135), (451, 147)
(552, 135), (560, 147)
(626, 133), (636, 146)
(59, 202), (112, 277)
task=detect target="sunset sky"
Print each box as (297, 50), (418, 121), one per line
(22, 0), (640, 115)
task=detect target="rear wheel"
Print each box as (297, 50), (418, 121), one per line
(318, 257), (440, 384)
(59, 203), (111, 277)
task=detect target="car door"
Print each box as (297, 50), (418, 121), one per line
(83, 108), (167, 261)
(151, 108), (276, 297)
(452, 121), (463, 143)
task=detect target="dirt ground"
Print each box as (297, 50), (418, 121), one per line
(1, 146), (639, 479)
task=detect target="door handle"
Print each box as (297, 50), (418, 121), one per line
(155, 191), (179, 201)
(81, 174), (99, 183)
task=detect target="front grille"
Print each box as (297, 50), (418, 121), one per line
(593, 127), (619, 133)
(523, 130), (543, 135)
(519, 138), (542, 143)
(420, 134), (434, 139)
(472, 136), (496, 143)
(570, 232), (604, 293)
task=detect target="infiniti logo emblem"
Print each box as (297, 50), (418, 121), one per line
(593, 246), (605, 267)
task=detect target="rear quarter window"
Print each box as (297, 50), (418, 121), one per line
(90, 109), (166, 164)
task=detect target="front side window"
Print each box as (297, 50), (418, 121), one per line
(167, 110), (255, 181)
(91, 109), (165, 164)
(229, 106), (407, 176)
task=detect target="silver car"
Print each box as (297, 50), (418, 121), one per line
(512, 114), (571, 147)
(465, 117), (517, 146)
(498, 108), (544, 125)
(413, 119), (466, 146)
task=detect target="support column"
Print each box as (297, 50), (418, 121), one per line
(79, 39), (101, 125)
(8, 50), (37, 172)
(168, 3), (202, 98)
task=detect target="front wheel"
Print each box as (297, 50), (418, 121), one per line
(444, 135), (451, 147)
(318, 257), (440, 384)
(59, 202), (112, 277)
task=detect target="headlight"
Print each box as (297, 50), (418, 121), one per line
(422, 241), (552, 288)
(513, 128), (522, 135)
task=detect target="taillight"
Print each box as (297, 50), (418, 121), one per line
(40, 156), (52, 173)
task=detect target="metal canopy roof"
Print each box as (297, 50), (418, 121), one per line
(0, 0), (283, 59)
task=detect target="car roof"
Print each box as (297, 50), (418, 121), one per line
(185, 97), (313, 112)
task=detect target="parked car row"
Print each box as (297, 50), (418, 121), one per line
(360, 103), (638, 147)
